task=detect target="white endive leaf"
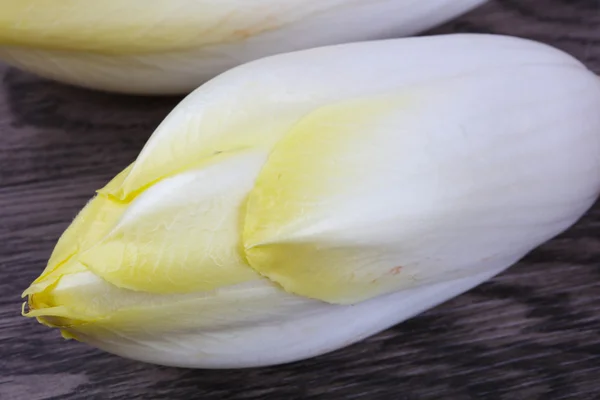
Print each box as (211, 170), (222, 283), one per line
(30, 268), (501, 368)
(109, 34), (581, 200)
(244, 65), (600, 303)
(22, 34), (600, 368)
(0, 0), (487, 93)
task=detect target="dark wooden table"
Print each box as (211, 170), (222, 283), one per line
(1, 1), (599, 399)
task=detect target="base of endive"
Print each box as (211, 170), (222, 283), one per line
(65, 268), (502, 369)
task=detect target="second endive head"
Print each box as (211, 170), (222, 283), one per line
(0, 0), (487, 94)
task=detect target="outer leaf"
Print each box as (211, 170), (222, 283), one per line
(243, 40), (600, 304)
(27, 268), (502, 368)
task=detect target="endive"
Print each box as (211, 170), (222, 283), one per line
(0, 0), (487, 94)
(23, 34), (600, 369)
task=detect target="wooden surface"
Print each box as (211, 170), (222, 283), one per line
(1, 1), (600, 399)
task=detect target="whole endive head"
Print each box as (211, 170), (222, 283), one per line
(23, 34), (600, 368)
(0, 0), (487, 94)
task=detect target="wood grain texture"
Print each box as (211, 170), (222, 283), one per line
(1, 0), (599, 399)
